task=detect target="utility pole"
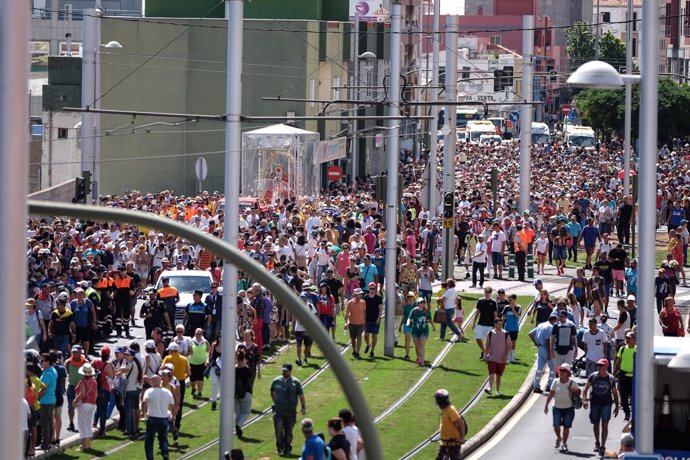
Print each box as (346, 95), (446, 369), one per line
(351, 11), (360, 187)
(623, 0), (632, 197)
(219, 0), (242, 457)
(0, 1), (28, 459)
(595, 0), (601, 59)
(519, 15), (534, 214)
(384, 0), (402, 358)
(81, 8), (97, 199)
(441, 15), (458, 282)
(427, 0), (441, 215)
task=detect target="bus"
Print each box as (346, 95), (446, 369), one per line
(437, 107), (482, 133)
(531, 122), (551, 145)
(564, 125), (596, 149)
(465, 120), (497, 144)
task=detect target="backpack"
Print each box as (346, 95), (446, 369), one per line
(487, 330), (510, 347)
(93, 359), (110, 391)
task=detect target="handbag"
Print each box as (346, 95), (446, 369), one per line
(433, 308), (447, 324)
(569, 380), (583, 409)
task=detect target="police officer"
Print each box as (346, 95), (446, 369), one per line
(205, 282), (223, 341)
(140, 287), (172, 340)
(184, 289), (211, 336)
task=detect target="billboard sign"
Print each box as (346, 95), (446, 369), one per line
(315, 137), (347, 164)
(350, 0), (390, 22)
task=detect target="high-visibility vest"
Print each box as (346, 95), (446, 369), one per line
(514, 230), (528, 252)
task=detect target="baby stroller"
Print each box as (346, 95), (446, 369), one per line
(572, 326), (588, 377)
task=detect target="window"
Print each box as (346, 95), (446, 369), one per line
(64, 4), (72, 20)
(501, 66), (513, 89)
(461, 66), (471, 80)
(490, 35), (501, 45)
(633, 12), (637, 32)
(57, 128), (68, 139)
(685, 3), (690, 36)
(632, 38), (637, 58)
(602, 12), (611, 23)
(666, 3), (672, 37)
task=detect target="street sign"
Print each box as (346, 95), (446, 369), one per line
(569, 109), (577, 120)
(327, 165), (342, 182)
(509, 111), (519, 122)
(195, 157), (208, 181)
(443, 218), (453, 228)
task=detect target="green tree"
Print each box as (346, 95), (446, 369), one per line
(565, 22), (595, 69)
(575, 79), (690, 143)
(599, 31), (626, 69)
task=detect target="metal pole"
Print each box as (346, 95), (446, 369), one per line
(635, 0), (657, 453)
(417, 10), (424, 161)
(623, 0), (633, 197)
(351, 11), (360, 187)
(384, 1), (402, 358)
(427, 0), (441, 215)
(220, 0), (242, 457)
(442, 15), (458, 282)
(81, 9), (96, 185)
(595, 0), (601, 60)
(519, 15), (534, 214)
(0, 0), (28, 458)
(93, 9), (102, 201)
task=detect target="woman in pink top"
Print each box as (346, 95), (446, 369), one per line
(73, 363), (98, 450)
(335, 243), (351, 281)
(405, 228), (417, 258)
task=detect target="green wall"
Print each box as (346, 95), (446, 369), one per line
(98, 17), (347, 195)
(145, 0), (349, 21)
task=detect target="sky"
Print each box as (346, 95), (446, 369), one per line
(439, 0), (464, 15)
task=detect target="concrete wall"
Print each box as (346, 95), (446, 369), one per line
(28, 178), (76, 203)
(41, 111), (81, 188)
(98, 17), (350, 195)
(464, 0), (495, 15)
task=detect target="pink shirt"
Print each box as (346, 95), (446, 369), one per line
(363, 232), (376, 254)
(406, 234), (417, 257)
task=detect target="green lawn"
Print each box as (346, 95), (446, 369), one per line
(53, 295), (537, 460)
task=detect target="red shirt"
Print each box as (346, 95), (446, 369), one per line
(76, 377), (98, 405)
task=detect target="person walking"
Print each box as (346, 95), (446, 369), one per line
(234, 346), (254, 438)
(161, 342), (190, 440)
(299, 418), (325, 460)
(484, 317), (512, 396)
(326, 417), (351, 460)
(141, 374), (174, 460)
(582, 358), (620, 456)
(613, 332), (636, 421)
(659, 296), (685, 336)
(549, 310), (579, 369)
(38, 352), (57, 452)
(501, 294), (522, 363)
(407, 297), (436, 367)
(529, 313), (558, 393)
(472, 287), (498, 360)
(434, 389), (466, 460)
(437, 279), (462, 341)
(470, 234), (488, 288)
(399, 293), (417, 361)
(582, 318), (611, 376)
(544, 363), (580, 452)
(363, 282), (383, 358)
(73, 363), (98, 452)
(270, 363), (306, 456)
(188, 328), (210, 399)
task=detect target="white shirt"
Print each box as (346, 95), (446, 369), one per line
(472, 241), (488, 263)
(440, 287), (457, 310)
(490, 230), (506, 253)
(294, 301), (317, 332)
(305, 216), (321, 234)
(143, 386), (174, 418)
(343, 424), (362, 460)
(582, 328), (610, 362)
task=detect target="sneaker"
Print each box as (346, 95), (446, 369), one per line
(495, 390), (500, 396)
(355, 354), (361, 360)
(191, 389), (196, 398)
(479, 352), (484, 360)
(369, 351), (374, 358)
(236, 425), (243, 438)
(483, 388), (492, 395)
(173, 430), (179, 441)
(404, 355), (410, 361)
(533, 387), (543, 394)
(470, 284), (477, 288)
(295, 359), (302, 366)
(364, 345), (370, 354)
(68, 423), (75, 432)
(212, 401), (217, 411)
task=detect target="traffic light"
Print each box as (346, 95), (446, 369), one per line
(493, 69), (504, 92)
(443, 192), (454, 228)
(73, 170), (91, 203)
(490, 168), (499, 194)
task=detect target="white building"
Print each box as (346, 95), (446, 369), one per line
(593, 0), (642, 68)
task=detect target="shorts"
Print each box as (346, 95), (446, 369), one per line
(403, 325), (412, 334)
(537, 251), (547, 257)
(585, 245), (596, 255)
(30, 409), (40, 427)
(589, 403), (612, 424)
(453, 316), (463, 325)
(319, 315), (335, 330)
(295, 331), (313, 347)
(474, 324), (492, 340)
(507, 330), (519, 341)
(55, 395), (64, 408)
(348, 324), (364, 340)
(190, 363), (206, 382)
(419, 290), (432, 303)
(552, 406), (575, 428)
(365, 321), (380, 335)
(67, 385), (77, 409)
(76, 326), (91, 343)
(612, 269), (624, 281)
(491, 253), (504, 266)
(487, 361), (506, 376)
(553, 246), (567, 260)
(433, 250), (441, 264)
(411, 332), (429, 340)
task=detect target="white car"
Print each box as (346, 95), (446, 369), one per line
(154, 270), (214, 327)
(479, 134), (503, 145)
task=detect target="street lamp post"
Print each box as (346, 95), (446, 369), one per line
(623, 0), (633, 197)
(567, 39), (656, 456)
(427, 0), (441, 215)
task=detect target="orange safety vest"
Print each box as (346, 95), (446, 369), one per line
(113, 276), (132, 290)
(514, 230), (529, 253)
(157, 286), (179, 299)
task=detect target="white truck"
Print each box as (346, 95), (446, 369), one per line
(465, 120), (497, 144)
(531, 122), (551, 145)
(564, 125), (596, 149)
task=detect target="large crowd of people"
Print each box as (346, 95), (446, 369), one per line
(21, 139), (690, 458)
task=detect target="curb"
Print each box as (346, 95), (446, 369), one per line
(460, 362), (538, 458)
(33, 417), (120, 460)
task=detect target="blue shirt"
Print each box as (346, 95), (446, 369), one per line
(581, 225), (599, 247)
(625, 268), (638, 294)
(39, 366), (58, 405)
(359, 263), (378, 286)
(501, 305), (521, 332)
(529, 321), (554, 348)
(301, 434), (325, 460)
(670, 207), (686, 226)
(70, 300), (92, 328)
(566, 222), (581, 238)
